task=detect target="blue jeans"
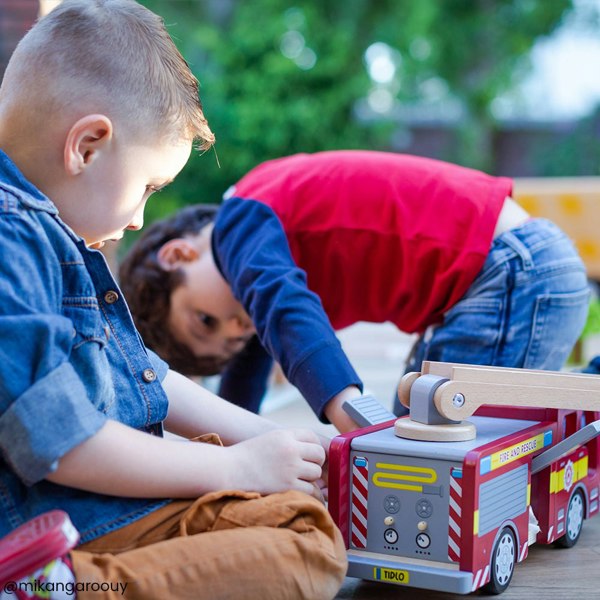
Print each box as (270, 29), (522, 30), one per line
(395, 219), (590, 413)
(580, 356), (600, 374)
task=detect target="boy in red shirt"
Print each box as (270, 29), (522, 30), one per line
(121, 151), (590, 432)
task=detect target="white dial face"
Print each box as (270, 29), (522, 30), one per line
(416, 533), (431, 548)
(384, 528), (399, 544)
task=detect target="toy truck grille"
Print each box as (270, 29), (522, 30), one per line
(349, 449), (461, 563)
(348, 455), (530, 562)
(478, 464), (528, 537)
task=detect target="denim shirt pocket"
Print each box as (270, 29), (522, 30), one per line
(62, 298), (115, 414)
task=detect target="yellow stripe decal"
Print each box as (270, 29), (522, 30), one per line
(550, 455), (589, 495)
(373, 463), (437, 491)
(488, 433), (546, 472)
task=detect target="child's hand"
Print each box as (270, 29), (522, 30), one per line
(314, 477), (328, 502)
(227, 428), (326, 498)
(315, 433), (332, 491)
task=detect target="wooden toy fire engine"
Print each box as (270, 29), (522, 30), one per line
(329, 361), (600, 595)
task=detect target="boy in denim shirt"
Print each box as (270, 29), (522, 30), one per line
(120, 151), (590, 432)
(0, 2), (346, 599)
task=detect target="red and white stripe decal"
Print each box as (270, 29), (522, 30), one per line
(351, 456), (369, 548)
(471, 565), (490, 591)
(448, 469), (462, 562)
(519, 541), (528, 562)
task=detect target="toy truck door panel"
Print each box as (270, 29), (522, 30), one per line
(465, 425), (554, 584)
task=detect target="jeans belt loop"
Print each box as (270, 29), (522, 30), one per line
(499, 228), (534, 270)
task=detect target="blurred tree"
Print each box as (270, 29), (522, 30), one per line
(367, 0), (574, 169)
(138, 0), (389, 225)
(133, 0), (573, 241)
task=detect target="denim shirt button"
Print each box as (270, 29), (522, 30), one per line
(142, 368), (157, 383)
(104, 290), (119, 304)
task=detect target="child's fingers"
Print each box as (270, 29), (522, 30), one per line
(298, 440), (326, 466)
(317, 483), (329, 502)
(320, 460), (329, 486)
(295, 478), (322, 498)
(316, 433), (332, 454)
(311, 482), (326, 503)
(290, 428), (321, 444)
(297, 460), (322, 483)
(289, 429), (327, 465)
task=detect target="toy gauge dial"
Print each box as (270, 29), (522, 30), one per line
(416, 532), (431, 549)
(384, 528), (399, 544)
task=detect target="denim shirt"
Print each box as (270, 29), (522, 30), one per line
(0, 151), (171, 543)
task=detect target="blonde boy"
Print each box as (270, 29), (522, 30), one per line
(0, 2), (346, 599)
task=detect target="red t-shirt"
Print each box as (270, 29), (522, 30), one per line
(232, 150), (512, 333)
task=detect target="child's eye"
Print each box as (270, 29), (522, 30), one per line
(197, 313), (217, 329)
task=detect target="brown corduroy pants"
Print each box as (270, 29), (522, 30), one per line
(72, 488), (347, 600)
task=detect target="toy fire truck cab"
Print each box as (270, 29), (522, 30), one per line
(329, 363), (600, 595)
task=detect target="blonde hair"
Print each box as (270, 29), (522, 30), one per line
(2, 0), (214, 149)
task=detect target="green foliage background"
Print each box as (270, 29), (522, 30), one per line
(131, 0), (594, 243)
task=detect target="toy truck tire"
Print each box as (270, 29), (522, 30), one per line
(483, 527), (516, 595)
(555, 489), (585, 549)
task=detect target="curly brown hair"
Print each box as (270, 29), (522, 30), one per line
(118, 204), (222, 375)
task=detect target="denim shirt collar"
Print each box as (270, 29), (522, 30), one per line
(0, 149), (85, 245)
(0, 149), (58, 214)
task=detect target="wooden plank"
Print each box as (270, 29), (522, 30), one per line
(448, 364), (600, 392)
(434, 379), (600, 421)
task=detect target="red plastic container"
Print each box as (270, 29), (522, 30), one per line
(0, 511), (79, 584)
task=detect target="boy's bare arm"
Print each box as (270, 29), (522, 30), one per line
(46, 416), (326, 499)
(163, 370), (334, 465)
(324, 386), (363, 433)
(161, 369), (281, 443)
(161, 365), (363, 436)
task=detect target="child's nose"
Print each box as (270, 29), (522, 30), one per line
(127, 217), (144, 231)
(127, 209), (145, 231)
(224, 315), (253, 338)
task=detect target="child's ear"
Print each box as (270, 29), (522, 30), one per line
(64, 114), (113, 175)
(157, 239), (201, 271)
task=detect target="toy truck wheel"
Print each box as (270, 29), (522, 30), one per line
(556, 489), (585, 548)
(483, 527), (516, 595)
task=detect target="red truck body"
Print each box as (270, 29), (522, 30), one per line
(329, 407), (600, 594)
